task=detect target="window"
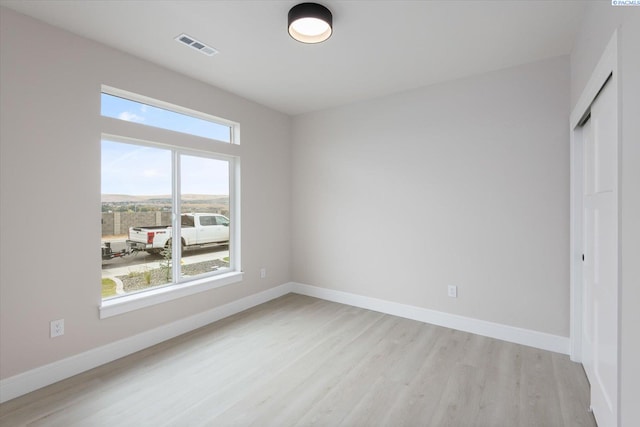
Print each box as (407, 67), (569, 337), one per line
(100, 88), (241, 317)
(182, 215), (195, 228)
(199, 216), (217, 226)
(101, 92), (232, 142)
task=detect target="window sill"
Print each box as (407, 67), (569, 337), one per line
(99, 271), (244, 319)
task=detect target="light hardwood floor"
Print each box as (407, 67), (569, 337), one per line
(0, 294), (596, 426)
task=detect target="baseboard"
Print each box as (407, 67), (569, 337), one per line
(1, 281), (570, 403)
(0, 283), (294, 404)
(291, 282), (570, 355)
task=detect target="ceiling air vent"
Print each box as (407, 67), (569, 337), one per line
(175, 33), (218, 56)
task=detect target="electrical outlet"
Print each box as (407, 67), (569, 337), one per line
(448, 285), (458, 298)
(50, 319), (64, 338)
(260, 268), (267, 279)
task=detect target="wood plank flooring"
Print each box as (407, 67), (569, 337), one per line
(0, 294), (596, 426)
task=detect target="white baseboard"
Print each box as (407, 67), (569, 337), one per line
(0, 283), (293, 404)
(1, 281), (570, 403)
(290, 282), (570, 355)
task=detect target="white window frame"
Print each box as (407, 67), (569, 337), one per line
(101, 85), (239, 144)
(99, 88), (242, 319)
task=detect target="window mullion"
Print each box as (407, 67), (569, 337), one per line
(229, 157), (238, 272)
(172, 150), (181, 283)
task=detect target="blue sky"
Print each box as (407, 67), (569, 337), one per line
(101, 93), (231, 142)
(102, 141), (229, 196)
(101, 94), (230, 196)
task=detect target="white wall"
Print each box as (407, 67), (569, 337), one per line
(570, 4), (640, 426)
(0, 8), (291, 379)
(292, 57), (570, 337)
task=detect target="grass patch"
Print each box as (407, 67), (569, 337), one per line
(102, 278), (117, 298)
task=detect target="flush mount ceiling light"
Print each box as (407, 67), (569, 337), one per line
(288, 2), (333, 44)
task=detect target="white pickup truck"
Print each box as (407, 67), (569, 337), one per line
(126, 213), (229, 255)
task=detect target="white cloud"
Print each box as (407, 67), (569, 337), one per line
(118, 111), (145, 123)
(142, 169), (161, 178)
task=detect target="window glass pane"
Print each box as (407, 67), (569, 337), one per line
(101, 140), (174, 299)
(101, 93), (231, 143)
(179, 155), (230, 280)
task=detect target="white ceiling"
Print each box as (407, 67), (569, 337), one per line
(1, 0), (587, 115)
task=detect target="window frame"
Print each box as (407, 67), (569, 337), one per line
(101, 85), (238, 145)
(99, 88), (242, 319)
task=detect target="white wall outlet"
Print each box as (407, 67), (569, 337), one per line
(50, 319), (64, 338)
(448, 285), (458, 298)
(260, 267), (267, 279)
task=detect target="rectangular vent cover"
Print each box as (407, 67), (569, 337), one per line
(175, 33), (218, 56)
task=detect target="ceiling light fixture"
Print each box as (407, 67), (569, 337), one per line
(288, 2), (333, 44)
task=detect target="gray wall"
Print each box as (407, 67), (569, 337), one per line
(0, 8), (291, 379)
(292, 56), (570, 337)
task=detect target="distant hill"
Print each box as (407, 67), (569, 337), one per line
(102, 194), (228, 203)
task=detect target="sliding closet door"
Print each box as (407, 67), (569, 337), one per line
(582, 78), (618, 427)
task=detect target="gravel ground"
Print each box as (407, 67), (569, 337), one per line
(119, 259), (230, 293)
